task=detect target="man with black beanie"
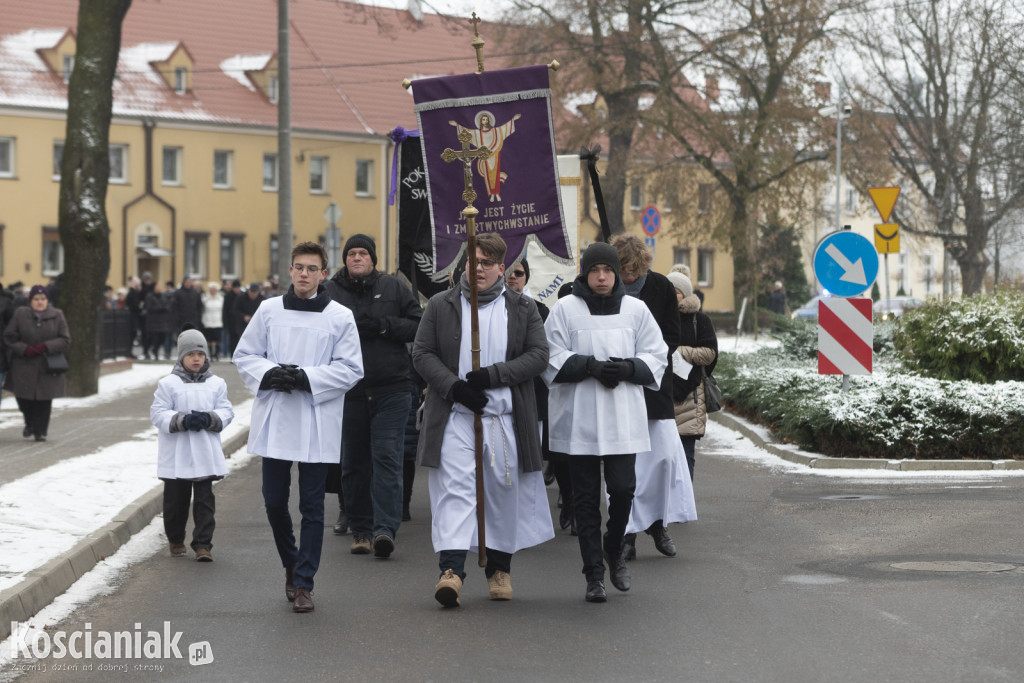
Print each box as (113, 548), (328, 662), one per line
(543, 242), (668, 603)
(325, 233), (422, 559)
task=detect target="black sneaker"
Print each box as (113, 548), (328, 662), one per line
(372, 534), (395, 559)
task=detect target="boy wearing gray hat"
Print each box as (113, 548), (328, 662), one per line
(150, 327), (234, 562)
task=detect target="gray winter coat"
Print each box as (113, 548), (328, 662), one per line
(3, 304), (71, 400)
(412, 286), (548, 472)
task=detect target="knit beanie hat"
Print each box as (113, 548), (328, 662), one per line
(666, 272), (693, 298)
(343, 234), (378, 266)
(580, 242), (620, 280)
(518, 259), (530, 283)
(176, 328), (209, 365)
(29, 285), (48, 299)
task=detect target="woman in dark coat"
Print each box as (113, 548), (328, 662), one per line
(3, 285), (71, 441)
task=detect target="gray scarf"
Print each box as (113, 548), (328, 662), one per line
(460, 271), (505, 305)
(623, 272), (648, 297)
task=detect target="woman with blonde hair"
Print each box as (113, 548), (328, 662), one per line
(201, 281), (225, 361)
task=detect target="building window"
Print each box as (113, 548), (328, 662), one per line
(355, 159), (373, 197)
(0, 137), (13, 178)
(698, 183), (712, 215)
(109, 144), (127, 183)
(310, 156), (327, 193)
(184, 232), (209, 280)
(43, 227), (63, 277)
(53, 141), (64, 179)
(220, 234), (244, 280)
(269, 235), (279, 279)
(162, 146), (182, 186)
(213, 150), (233, 189)
(672, 247), (691, 270)
(174, 67), (187, 94)
(845, 187), (859, 214)
(268, 75), (279, 104)
(61, 55), (74, 83)
(263, 153), (278, 191)
(922, 251), (935, 296)
(897, 252), (909, 293)
(629, 185), (643, 211)
(697, 248), (713, 287)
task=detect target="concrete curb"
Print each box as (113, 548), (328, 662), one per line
(0, 430), (248, 641)
(709, 411), (1024, 472)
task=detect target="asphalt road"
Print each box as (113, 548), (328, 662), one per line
(11, 424), (1024, 683)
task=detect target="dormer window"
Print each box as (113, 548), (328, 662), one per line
(128, 41), (194, 94)
(61, 54), (74, 83)
(268, 75), (279, 104)
(174, 67), (187, 94)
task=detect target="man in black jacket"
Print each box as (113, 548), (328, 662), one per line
(325, 234), (422, 559)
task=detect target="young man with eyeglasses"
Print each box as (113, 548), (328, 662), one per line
(324, 234), (422, 559)
(413, 233), (553, 607)
(234, 241), (364, 613)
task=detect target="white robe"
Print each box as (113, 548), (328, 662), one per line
(150, 374), (234, 480)
(233, 297), (363, 463)
(429, 292), (554, 553)
(622, 419), (698, 533)
(543, 294), (668, 455)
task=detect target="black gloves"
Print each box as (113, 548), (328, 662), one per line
(585, 357), (634, 389)
(292, 368), (311, 393)
(183, 410), (212, 431)
(355, 313), (388, 338)
(451, 380), (488, 415)
(465, 368), (493, 391)
(261, 365), (297, 393)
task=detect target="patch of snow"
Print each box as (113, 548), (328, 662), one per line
(219, 53), (272, 92)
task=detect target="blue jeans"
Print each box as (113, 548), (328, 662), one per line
(262, 457), (328, 591)
(341, 391), (411, 540)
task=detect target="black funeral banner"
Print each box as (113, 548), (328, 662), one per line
(394, 133), (451, 299)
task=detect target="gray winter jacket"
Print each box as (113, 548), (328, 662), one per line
(412, 286), (548, 471)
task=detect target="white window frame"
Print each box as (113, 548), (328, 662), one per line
(0, 137), (13, 178)
(844, 186), (859, 215)
(184, 232), (209, 280)
(629, 184), (643, 211)
(213, 150), (233, 189)
(174, 67), (187, 94)
(922, 251), (935, 296)
(697, 248), (713, 288)
(162, 146), (183, 186)
(53, 141), (64, 180)
(268, 75), (279, 104)
(61, 55), (74, 83)
(309, 156), (328, 194)
(698, 183), (712, 215)
(263, 153), (279, 191)
(672, 247), (691, 270)
(108, 144), (128, 183)
(355, 159), (373, 197)
(42, 227), (64, 277)
(220, 234), (245, 280)
(897, 252), (910, 293)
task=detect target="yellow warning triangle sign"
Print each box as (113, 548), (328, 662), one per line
(868, 187), (900, 223)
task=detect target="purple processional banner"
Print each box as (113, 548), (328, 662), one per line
(412, 64), (572, 275)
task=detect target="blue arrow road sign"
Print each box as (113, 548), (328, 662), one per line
(813, 231), (879, 298)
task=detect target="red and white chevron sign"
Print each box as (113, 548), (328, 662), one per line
(818, 297), (872, 375)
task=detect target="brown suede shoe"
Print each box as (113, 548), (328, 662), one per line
(292, 588), (314, 613)
(169, 543), (187, 557)
(195, 548), (213, 562)
(434, 569), (463, 608)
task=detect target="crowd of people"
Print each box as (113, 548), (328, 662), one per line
(149, 234), (719, 613)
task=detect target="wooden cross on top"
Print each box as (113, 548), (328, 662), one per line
(441, 129), (492, 208)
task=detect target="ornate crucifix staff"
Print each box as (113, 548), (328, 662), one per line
(437, 12), (492, 567)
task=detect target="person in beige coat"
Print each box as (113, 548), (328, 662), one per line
(667, 272), (718, 481)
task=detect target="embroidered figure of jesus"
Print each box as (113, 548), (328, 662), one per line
(448, 111), (522, 202)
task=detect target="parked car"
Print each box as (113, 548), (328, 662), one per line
(791, 294), (830, 320)
(873, 296), (924, 320)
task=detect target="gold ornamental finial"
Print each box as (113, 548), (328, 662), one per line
(470, 13), (485, 74)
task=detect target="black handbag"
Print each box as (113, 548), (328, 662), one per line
(692, 316), (722, 413)
(44, 352), (69, 375)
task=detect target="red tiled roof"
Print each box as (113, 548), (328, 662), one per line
(1, 0), (503, 136)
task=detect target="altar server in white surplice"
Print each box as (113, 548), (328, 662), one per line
(543, 242), (667, 604)
(234, 241), (363, 614)
(413, 233), (552, 608)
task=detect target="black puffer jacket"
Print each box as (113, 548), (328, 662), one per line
(325, 268), (422, 398)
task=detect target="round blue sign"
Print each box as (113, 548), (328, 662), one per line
(813, 231), (879, 298)
(641, 205), (660, 236)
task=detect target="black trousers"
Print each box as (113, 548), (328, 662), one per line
(17, 398), (52, 437)
(568, 454), (636, 582)
(162, 478), (216, 550)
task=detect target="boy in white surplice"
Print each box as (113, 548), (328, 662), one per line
(413, 233), (553, 608)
